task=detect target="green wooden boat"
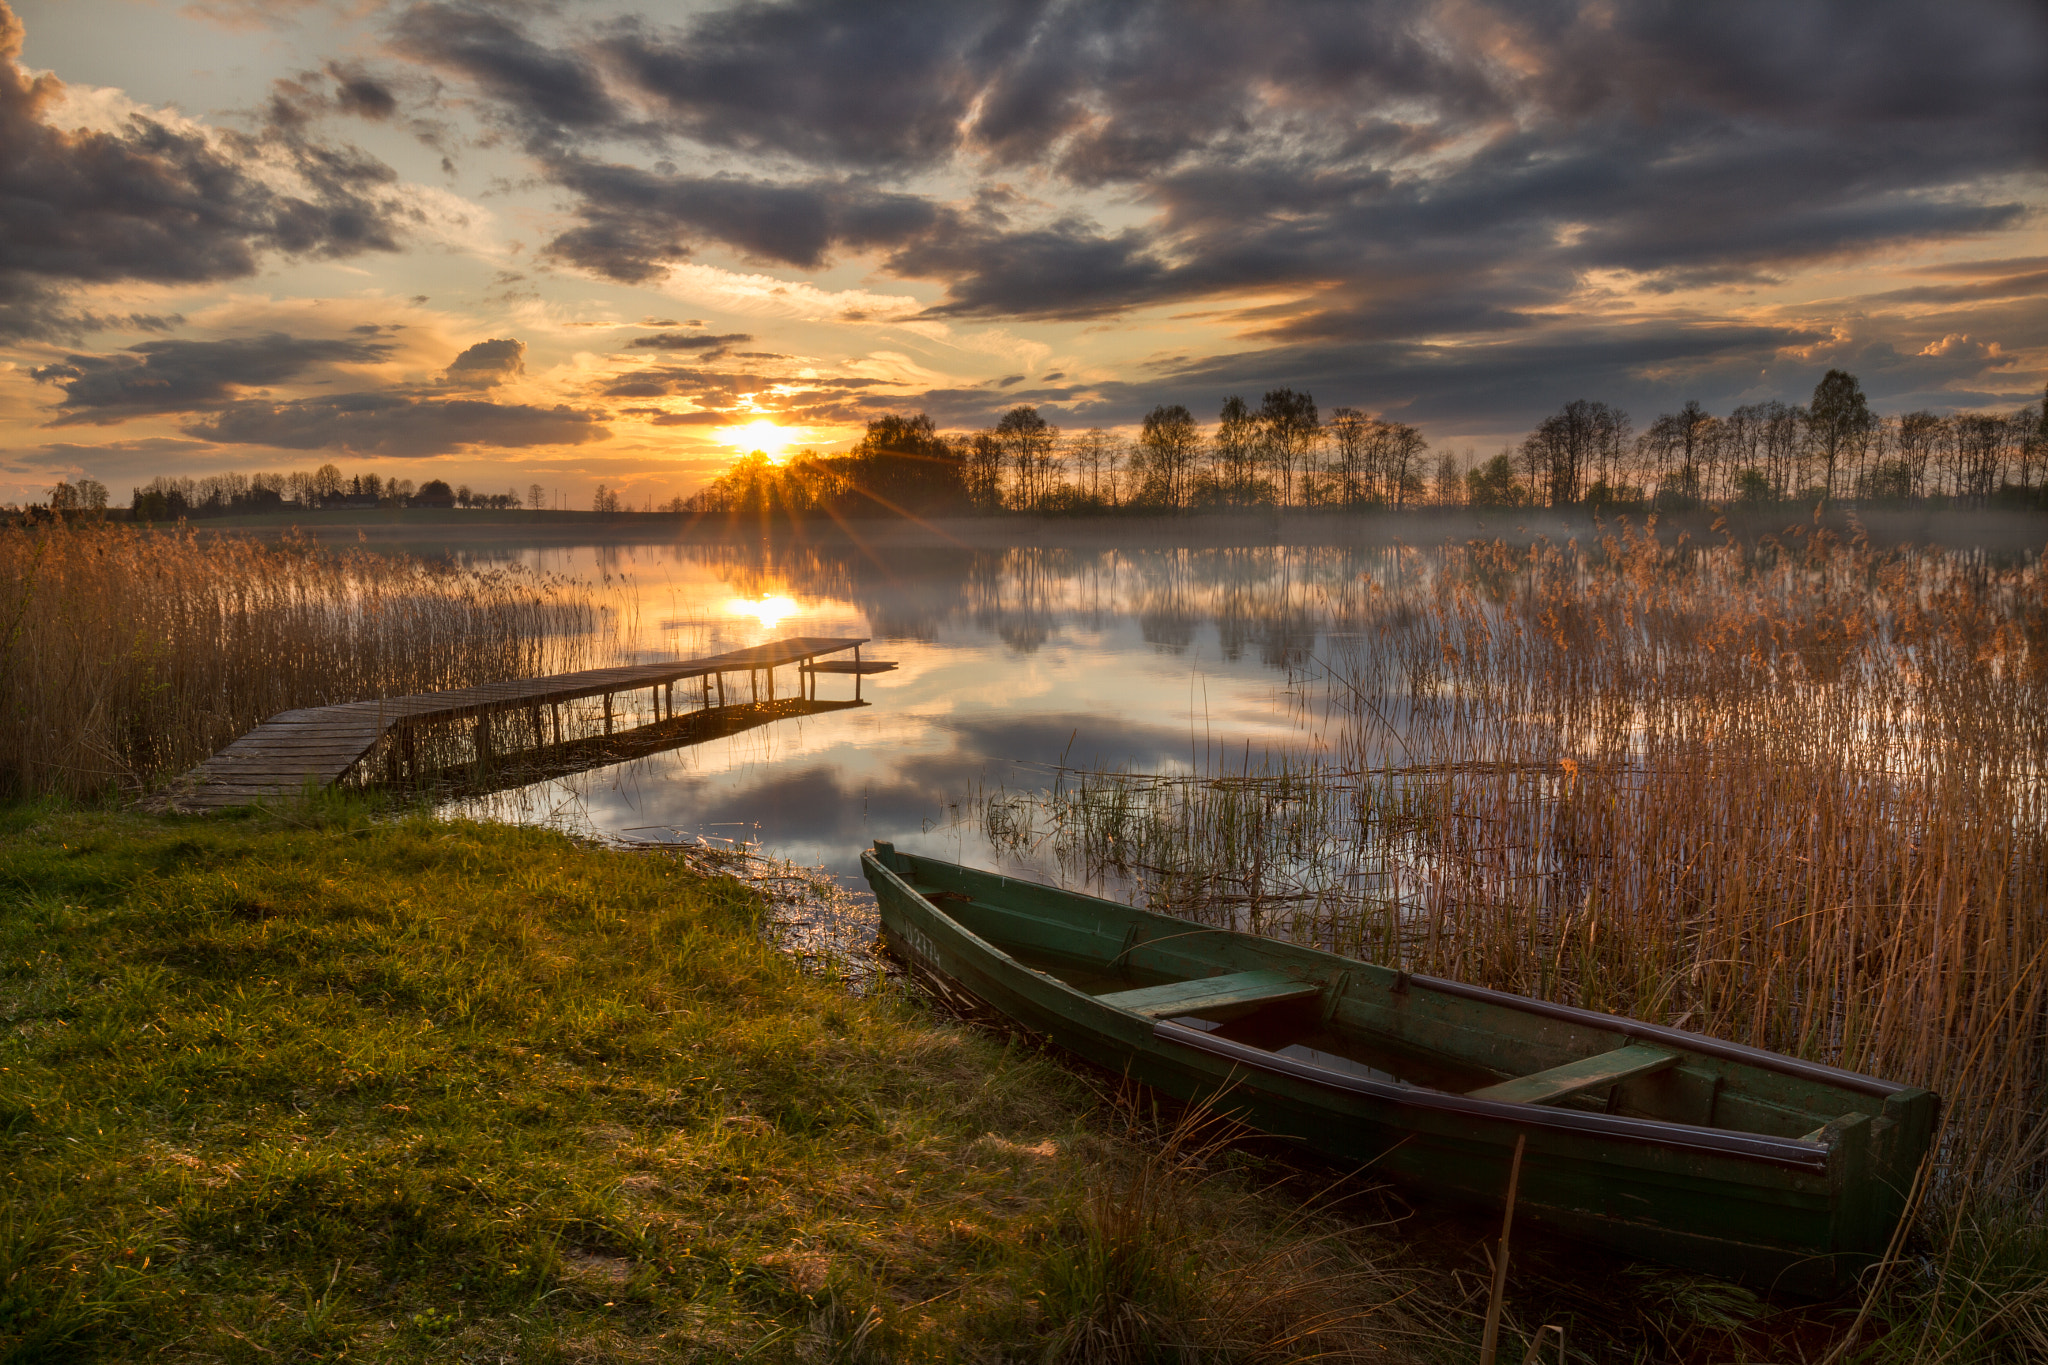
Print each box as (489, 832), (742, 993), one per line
(861, 842), (1937, 1296)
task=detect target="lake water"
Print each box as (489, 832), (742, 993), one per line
(438, 538), (1418, 885)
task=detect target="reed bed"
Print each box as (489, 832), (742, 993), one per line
(0, 519), (600, 799)
(986, 523), (2048, 1355)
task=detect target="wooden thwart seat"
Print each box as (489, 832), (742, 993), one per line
(1095, 969), (1318, 1019)
(1467, 1042), (1680, 1106)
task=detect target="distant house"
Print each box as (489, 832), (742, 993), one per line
(322, 491), (380, 510)
(412, 479), (456, 509)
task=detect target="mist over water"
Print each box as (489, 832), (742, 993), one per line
(438, 538), (1410, 882)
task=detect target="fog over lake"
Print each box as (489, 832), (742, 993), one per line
(440, 536), (1408, 882)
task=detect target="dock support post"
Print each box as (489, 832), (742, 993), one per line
(475, 713), (492, 771)
(604, 692), (613, 735)
(666, 680), (674, 716)
(717, 673), (725, 707)
(551, 703), (562, 747)
(530, 705), (542, 749)
(767, 665), (774, 701)
(751, 669), (758, 703)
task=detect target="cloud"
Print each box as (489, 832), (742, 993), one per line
(444, 336), (525, 386)
(7, 436), (217, 483)
(0, 1), (412, 339)
(627, 331), (752, 351)
(642, 409), (732, 426)
(661, 263), (925, 324)
(409, 0), (2044, 378)
(543, 157), (943, 279)
(327, 63), (399, 121)
(390, 1), (626, 143)
(30, 333), (394, 424)
(186, 393), (609, 456)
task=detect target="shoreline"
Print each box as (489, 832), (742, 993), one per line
(100, 503), (2048, 555)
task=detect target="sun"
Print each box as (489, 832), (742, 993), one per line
(717, 417), (798, 463)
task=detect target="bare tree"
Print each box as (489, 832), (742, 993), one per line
(1642, 401), (1716, 501)
(1384, 423), (1427, 508)
(1954, 412), (2007, 502)
(1807, 370), (1871, 499)
(1896, 412), (1944, 499)
(1139, 404), (1202, 509)
(996, 406), (1057, 510)
(1522, 401), (1627, 505)
(1328, 407), (1371, 509)
(1215, 396), (1260, 505)
(962, 432), (1005, 512)
(1258, 388), (1319, 507)
(1067, 428), (1120, 503)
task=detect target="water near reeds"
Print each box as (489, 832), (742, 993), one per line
(436, 538), (1367, 878)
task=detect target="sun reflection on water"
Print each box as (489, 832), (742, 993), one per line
(726, 593), (801, 630)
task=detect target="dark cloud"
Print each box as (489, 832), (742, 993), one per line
(0, 2), (410, 339)
(1860, 261), (2048, 308)
(31, 333), (393, 425)
(186, 394), (609, 456)
(327, 63), (399, 121)
(8, 436), (217, 483)
(626, 331), (752, 351)
(544, 158), (942, 279)
(444, 336), (525, 386)
(390, 2), (625, 142)
(595, 1), (1021, 170)
(414, 0), (2042, 397)
(888, 218), (1173, 319)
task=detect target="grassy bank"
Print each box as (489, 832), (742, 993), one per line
(0, 802), (1460, 1362)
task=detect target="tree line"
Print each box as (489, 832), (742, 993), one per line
(691, 372), (2048, 518)
(17, 370), (2045, 522)
(42, 467), (533, 520)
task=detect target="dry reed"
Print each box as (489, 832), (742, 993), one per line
(989, 522), (2047, 1339)
(0, 518), (599, 799)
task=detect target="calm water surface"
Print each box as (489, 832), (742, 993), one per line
(440, 540), (1419, 884)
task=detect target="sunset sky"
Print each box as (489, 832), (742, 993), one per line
(2, 0), (2043, 507)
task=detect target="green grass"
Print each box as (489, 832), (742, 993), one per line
(0, 801), (1451, 1363)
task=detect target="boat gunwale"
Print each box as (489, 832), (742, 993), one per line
(1403, 974), (1910, 1101)
(869, 847), (1918, 1105)
(1154, 1021), (1829, 1172)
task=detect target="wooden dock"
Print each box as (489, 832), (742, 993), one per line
(156, 636), (869, 812)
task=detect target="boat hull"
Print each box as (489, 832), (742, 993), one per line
(862, 844), (1936, 1297)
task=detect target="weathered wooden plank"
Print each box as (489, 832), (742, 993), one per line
(1466, 1043), (1680, 1106)
(1094, 969), (1318, 1019)
(162, 635), (870, 813)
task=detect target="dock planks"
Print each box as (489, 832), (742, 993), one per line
(156, 636), (867, 812)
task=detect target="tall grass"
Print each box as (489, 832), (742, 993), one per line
(988, 522), (2048, 1356)
(0, 519), (599, 799)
